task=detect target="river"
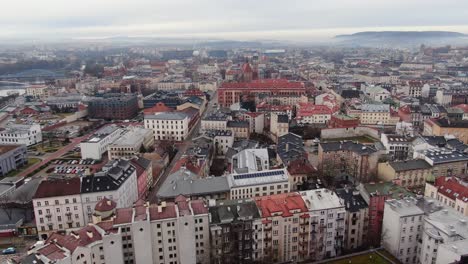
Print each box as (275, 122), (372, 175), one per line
(0, 87), (26, 97)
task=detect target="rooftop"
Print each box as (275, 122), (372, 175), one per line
(220, 79), (304, 90)
(388, 159), (432, 172)
(301, 188), (344, 211)
(157, 169), (230, 199)
(209, 198), (261, 224)
(255, 193), (309, 218)
(34, 177), (81, 199)
(0, 144), (24, 155)
(227, 169), (288, 188)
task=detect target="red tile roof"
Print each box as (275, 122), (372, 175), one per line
(45, 225), (103, 254)
(255, 193), (308, 218)
(34, 178), (81, 199)
(149, 202), (178, 220)
(454, 104), (468, 113)
(113, 207), (133, 225)
(220, 79), (304, 90)
(434, 176), (468, 203)
(191, 199), (209, 215)
(287, 160), (316, 175)
(143, 102), (173, 114)
(296, 103), (332, 118)
(38, 244), (67, 261)
(94, 197), (117, 212)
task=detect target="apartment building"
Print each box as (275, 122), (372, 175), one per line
(381, 134), (412, 161)
(295, 103), (332, 124)
(204, 130), (234, 156)
(201, 113), (231, 132)
(25, 85), (47, 98)
(423, 118), (468, 144)
(242, 112), (265, 134)
(33, 177), (86, 240)
(319, 141), (382, 183)
(336, 188), (369, 252)
(416, 147), (468, 177)
(108, 127), (154, 160)
(227, 169), (290, 199)
(301, 189), (346, 260)
(0, 123), (42, 146)
(81, 159), (138, 223)
(425, 176), (468, 216)
(144, 112), (190, 141)
(358, 182), (414, 247)
(227, 120), (250, 139)
(358, 104), (399, 125)
(80, 125), (123, 160)
(382, 198), (425, 264)
(27, 197), (210, 264)
(378, 159), (432, 188)
(420, 208), (468, 264)
(87, 93), (139, 120)
(0, 144), (27, 177)
(209, 198), (263, 264)
(255, 193), (309, 263)
(270, 113), (289, 143)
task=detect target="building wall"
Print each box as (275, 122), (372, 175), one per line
(80, 128), (122, 160)
(0, 145), (27, 177)
(144, 117), (189, 141)
(0, 124), (42, 146)
(378, 163), (431, 188)
(33, 194), (86, 239)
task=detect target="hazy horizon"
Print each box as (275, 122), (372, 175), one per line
(2, 0), (468, 42)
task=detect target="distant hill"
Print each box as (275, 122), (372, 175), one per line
(335, 31), (468, 47)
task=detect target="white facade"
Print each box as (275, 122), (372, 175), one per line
(108, 127), (154, 160)
(301, 189), (346, 259)
(382, 199), (424, 264)
(420, 209), (468, 264)
(0, 123), (42, 146)
(80, 125), (122, 160)
(34, 193), (86, 239)
(144, 112), (189, 141)
(227, 169), (290, 199)
(81, 165), (138, 223)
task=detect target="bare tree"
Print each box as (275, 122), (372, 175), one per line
(0, 195), (14, 221)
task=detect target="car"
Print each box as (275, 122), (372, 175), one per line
(2, 247), (16, 255)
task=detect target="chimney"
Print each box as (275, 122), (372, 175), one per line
(158, 206), (163, 213)
(286, 143), (289, 152)
(86, 230), (93, 239)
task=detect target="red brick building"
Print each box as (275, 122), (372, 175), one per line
(328, 114), (360, 128)
(218, 79), (305, 107)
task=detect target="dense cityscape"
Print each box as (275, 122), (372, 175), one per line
(0, 30), (468, 264)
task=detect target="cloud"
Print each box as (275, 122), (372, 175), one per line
(1, 0), (468, 40)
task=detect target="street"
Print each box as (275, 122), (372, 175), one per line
(148, 90), (218, 203)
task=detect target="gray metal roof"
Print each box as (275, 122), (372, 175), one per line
(157, 169), (230, 199)
(145, 112), (188, 120)
(388, 159), (432, 172)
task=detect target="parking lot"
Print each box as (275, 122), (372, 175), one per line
(50, 159), (99, 174)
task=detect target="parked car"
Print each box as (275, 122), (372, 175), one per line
(2, 247), (16, 255)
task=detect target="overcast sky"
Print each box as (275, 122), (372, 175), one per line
(2, 0), (468, 40)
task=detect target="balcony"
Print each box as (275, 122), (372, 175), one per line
(264, 226), (272, 231)
(300, 221), (309, 226)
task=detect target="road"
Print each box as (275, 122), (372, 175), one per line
(148, 90), (218, 203)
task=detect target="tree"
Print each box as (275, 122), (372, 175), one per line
(0, 195), (14, 221)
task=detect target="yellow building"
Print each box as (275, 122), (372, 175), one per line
(378, 159), (432, 188)
(424, 118), (468, 144)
